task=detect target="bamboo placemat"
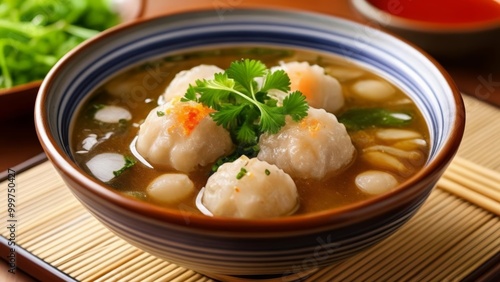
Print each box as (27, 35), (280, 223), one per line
(2, 95), (500, 282)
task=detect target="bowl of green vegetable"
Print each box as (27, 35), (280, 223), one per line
(0, 0), (145, 120)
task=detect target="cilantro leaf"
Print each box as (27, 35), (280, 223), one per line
(211, 104), (246, 129)
(283, 91), (309, 121)
(196, 74), (235, 110)
(226, 59), (266, 94)
(259, 104), (286, 134)
(261, 69), (290, 93)
(236, 121), (258, 144)
(182, 84), (198, 101)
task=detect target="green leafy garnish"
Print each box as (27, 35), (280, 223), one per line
(338, 108), (413, 131)
(156, 110), (165, 117)
(113, 156), (136, 177)
(0, 0), (120, 89)
(265, 169), (271, 176)
(184, 59), (309, 145)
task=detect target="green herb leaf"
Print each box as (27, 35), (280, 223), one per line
(182, 84), (198, 101)
(338, 108), (413, 131)
(113, 156), (136, 177)
(211, 104), (246, 129)
(260, 69), (290, 93)
(259, 104), (286, 134)
(236, 121), (258, 145)
(226, 59), (266, 94)
(282, 90), (309, 121)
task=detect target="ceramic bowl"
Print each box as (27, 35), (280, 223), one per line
(35, 9), (465, 278)
(351, 0), (500, 59)
(0, 0), (145, 121)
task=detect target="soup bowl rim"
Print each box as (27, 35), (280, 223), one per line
(35, 8), (466, 233)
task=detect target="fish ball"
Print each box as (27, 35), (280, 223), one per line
(258, 107), (355, 180)
(202, 156), (298, 218)
(147, 174), (195, 204)
(356, 170), (398, 195)
(352, 79), (396, 101)
(136, 100), (233, 172)
(272, 61), (344, 113)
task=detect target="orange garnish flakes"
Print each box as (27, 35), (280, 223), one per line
(174, 103), (214, 135)
(299, 117), (321, 136)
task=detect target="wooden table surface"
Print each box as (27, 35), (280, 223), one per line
(0, 0), (498, 280)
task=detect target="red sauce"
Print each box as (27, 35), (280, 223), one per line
(367, 0), (500, 23)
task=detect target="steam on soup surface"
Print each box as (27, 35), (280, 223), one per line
(71, 47), (429, 218)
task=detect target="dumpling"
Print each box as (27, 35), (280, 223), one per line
(147, 173), (195, 204)
(272, 61), (344, 113)
(202, 156), (299, 218)
(258, 107), (355, 180)
(136, 100), (233, 172)
(162, 65), (223, 103)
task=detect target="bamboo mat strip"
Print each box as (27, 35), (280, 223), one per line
(458, 95), (500, 171)
(1, 160), (499, 282)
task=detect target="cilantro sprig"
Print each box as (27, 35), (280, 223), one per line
(183, 59), (308, 145)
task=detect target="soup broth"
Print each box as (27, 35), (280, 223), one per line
(71, 47), (429, 216)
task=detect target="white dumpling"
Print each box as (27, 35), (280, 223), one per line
(147, 173), (195, 204)
(136, 100), (233, 172)
(272, 61), (344, 113)
(355, 170), (398, 195)
(258, 107), (355, 180)
(351, 79), (395, 101)
(162, 65), (223, 103)
(202, 156), (298, 218)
